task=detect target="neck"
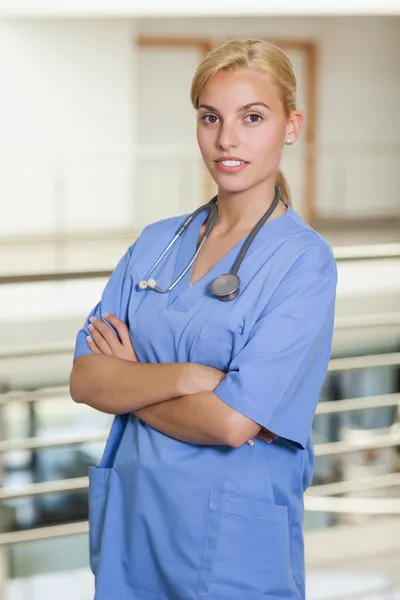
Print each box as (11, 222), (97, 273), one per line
(214, 178), (286, 233)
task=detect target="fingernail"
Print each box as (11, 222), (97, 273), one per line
(86, 335), (92, 343)
(89, 316), (96, 323)
(88, 324), (94, 331)
(103, 312), (109, 318)
(248, 439), (254, 446)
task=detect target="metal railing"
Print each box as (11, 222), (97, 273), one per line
(0, 244), (399, 584)
(0, 366), (399, 535)
(1, 242), (399, 286)
(0, 392), (399, 456)
(2, 338), (400, 364)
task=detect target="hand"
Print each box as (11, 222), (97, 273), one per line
(247, 427), (278, 447)
(86, 313), (138, 362)
(183, 363), (226, 396)
(188, 365), (277, 447)
(256, 428), (278, 443)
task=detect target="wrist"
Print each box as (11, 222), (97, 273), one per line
(179, 363), (224, 396)
(178, 363), (198, 396)
(177, 362), (194, 396)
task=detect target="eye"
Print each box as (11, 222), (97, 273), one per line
(244, 114), (263, 124)
(200, 114), (220, 124)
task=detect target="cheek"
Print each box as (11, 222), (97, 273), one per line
(253, 124), (284, 162)
(197, 126), (212, 157)
(196, 126), (202, 149)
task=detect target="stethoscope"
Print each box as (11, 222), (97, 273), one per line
(138, 185), (281, 302)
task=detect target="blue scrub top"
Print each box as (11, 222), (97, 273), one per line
(74, 204), (337, 600)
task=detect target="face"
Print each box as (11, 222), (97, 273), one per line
(196, 68), (302, 194)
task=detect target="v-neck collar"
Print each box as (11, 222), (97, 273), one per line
(167, 203), (292, 312)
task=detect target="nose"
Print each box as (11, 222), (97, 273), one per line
(217, 121), (239, 151)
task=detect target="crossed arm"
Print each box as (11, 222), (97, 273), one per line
(69, 314), (275, 447)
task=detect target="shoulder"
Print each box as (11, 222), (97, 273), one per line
(128, 213), (187, 259)
(284, 206), (337, 279)
(138, 214), (186, 241)
(142, 214), (186, 237)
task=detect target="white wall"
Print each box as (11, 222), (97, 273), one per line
(136, 16), (400, 218)
(3, 0), (399, 17)
(0, 16), (399, 239)
(0, 19), (137, 236)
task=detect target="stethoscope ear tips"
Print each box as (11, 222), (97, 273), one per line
(137, 279), (157, 290)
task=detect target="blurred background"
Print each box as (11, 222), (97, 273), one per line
(0, 1), (399, 599)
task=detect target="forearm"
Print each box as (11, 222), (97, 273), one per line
(135, 391), (261, 447)
(70, 355), (193, 414)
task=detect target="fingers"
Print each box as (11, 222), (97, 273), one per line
(263, 428), (278, 442)
(255, 428), (278, 444)
(87, 318), (114, 355)
(86, 313), (138, 362)
(103, 313), (132, 348)
(103, 313), (138, 362)
(86, 336), (101, 354)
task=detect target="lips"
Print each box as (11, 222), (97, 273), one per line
(215, 156), (249, 164)
(215, 161), (249, 173)
(214, 158), (249, 174)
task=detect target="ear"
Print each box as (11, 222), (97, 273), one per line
(285, 109), (303, 145)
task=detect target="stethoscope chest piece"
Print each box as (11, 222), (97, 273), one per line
(210, 273), (240, 302)
(138, 186), (281, 302)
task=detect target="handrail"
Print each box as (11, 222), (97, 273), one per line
(1, 386), (399, 415)
(315, 393), (400, 414)
(307, 473), (400, 497)
(0, 343), (75, 359)
(0, 476), (89, 501)
(0, 270), (112, 285)
(314, 431), (400, 457)
(1, 342), (400, 363)
(0, 430), (109, 453)
(334, 312), (400, 329)
(0, 521), (89, 546)
(328, 352), (400, 371)
(333, 242), (400, 261)
(1, 242), (399, 285)
(304, 496), (400, 515)
(2, 471), (400, 503)
(1, 427), (399, 455)
(1, 494), (400, 547)
(0, 386), (70, 404)
(0, 396), (399, 544)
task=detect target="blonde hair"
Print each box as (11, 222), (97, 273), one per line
(191, 38), (297, 206)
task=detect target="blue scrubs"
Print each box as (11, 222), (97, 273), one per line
(74, 204), (337, 600)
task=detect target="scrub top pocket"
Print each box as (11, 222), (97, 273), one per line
(195, 321), (245, 372)
(88, 466), (113, 576)
(197, 491), (295, 600)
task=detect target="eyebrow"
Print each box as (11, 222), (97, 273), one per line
(197, 102), (271, 112)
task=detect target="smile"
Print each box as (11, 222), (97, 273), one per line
(215, 160), (249, 173)
(218, 160), (245, 166)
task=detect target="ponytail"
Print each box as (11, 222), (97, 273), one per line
(276, 170), (292, 207)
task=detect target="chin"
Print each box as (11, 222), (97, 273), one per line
(213, 177), (253, 195)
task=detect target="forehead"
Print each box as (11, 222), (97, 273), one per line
(198, 68), (281, 109)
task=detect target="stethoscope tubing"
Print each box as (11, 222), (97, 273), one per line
(139, 199), (218, 293)
(138, 186), (281, 298)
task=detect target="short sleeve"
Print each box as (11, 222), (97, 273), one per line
(213, 246), (337, 449)
(73, 242), (136, 361)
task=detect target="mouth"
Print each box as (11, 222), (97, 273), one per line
(214, 158), (249, 174)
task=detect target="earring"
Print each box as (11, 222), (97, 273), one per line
(285, 140), (293, 146)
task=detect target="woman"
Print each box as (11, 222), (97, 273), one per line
(70, 38), (337, 600)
